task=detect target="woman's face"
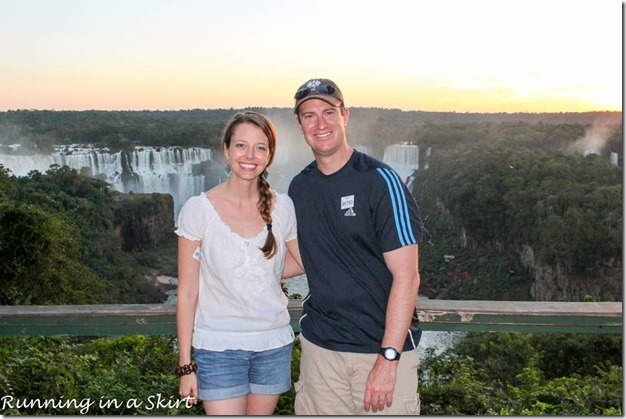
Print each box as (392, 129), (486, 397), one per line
(224, 122), (271, 181)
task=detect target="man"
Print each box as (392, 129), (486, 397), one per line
(287, 78), (423, 415)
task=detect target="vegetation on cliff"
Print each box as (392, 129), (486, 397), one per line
(412, 121), (622, 301)
(0, 164), (176, 305)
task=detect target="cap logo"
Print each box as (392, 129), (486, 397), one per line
(306, 79), (322, 89)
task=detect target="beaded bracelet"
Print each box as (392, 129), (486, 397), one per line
(174, 360), (198, 376)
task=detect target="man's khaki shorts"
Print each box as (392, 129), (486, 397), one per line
(294, 334), (420, 415)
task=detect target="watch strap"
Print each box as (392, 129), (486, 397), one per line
(379, 347), (401, 361)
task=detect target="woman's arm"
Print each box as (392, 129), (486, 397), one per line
(176, 235), (201, 403)
(282, 238), (305, 278)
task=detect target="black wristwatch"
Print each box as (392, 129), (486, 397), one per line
(379, 347), (401, 361)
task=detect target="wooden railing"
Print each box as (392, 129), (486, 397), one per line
(0, 300), (621, 336)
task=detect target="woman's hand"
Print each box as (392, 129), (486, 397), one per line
(179, 373), (198, 405)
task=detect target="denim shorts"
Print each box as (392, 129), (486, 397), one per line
(194, 343), (293, 401)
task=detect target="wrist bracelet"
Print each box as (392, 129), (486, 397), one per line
(174, 360), (198, 376)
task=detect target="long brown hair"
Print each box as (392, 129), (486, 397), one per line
(221, 111), (278, 259)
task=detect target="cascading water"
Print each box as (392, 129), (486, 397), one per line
(0, 141), (428, 218)
(383, 143), (420, 183)
(0, 145), (213, 220)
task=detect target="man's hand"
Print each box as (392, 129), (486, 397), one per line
(363, 356), (398, 412)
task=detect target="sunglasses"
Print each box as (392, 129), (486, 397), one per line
(294, 84), (337, 101)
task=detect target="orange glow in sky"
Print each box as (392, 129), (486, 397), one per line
(0, 0), (621, 113)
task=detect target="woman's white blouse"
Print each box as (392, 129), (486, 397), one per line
(175, 192), (297, 351)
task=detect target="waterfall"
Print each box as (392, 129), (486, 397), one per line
(383, 143), (420, 183)
(0, 141), (431, 219)
(0, 145), (213, 221)
(424, 147), (431, 170)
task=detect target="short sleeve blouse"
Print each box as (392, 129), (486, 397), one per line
(175, 191), (297, 351)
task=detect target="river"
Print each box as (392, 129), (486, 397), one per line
(282, 275), (465, 360)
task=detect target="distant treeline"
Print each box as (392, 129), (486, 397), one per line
(0, 108), (621, 155)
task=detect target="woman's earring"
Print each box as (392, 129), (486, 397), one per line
(261, 170), (268, 181)
(225, 163), (231, 177)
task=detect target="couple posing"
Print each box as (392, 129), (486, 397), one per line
(175, 78), (423, 415)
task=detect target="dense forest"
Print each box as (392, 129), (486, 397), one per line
(0, 109), (622, 414)
(0, 165), (176, 305)
(411, 120), (622, 301)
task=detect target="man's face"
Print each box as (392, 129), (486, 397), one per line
(296, 99), (349, 158)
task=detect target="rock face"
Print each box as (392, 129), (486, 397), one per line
(519, 245), (622, 302)
(437, 198), (622, 302)
(114, 192), (176, 251)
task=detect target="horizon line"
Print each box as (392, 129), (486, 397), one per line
(0, 107), (622, 114)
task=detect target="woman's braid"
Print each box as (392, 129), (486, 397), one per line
(258, 171), (277, 259)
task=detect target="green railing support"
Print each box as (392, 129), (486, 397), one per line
(0, 300), (621, 337)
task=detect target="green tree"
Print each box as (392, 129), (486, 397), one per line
(0, 203), (106, 304)
(419, 332), (622, 415)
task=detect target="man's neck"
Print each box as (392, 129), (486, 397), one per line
(316, 145), (354, 175)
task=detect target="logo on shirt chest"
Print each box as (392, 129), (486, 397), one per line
(341, 195), (356, 216)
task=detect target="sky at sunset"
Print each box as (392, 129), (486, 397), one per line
(0, 0), (622, 113)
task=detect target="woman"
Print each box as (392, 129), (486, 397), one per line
(175, 111), (303, 415)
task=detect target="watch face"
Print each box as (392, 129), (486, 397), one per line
(384, 348), (396, 360)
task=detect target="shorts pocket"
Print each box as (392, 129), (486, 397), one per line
(404, 392), (420, 415)
(293, 378), (306, 415)
(294, 377), (304, 393)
